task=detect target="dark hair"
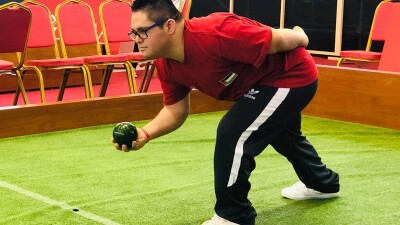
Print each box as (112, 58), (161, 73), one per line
(132, 0), (182, 22)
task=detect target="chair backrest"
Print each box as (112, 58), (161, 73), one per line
(22, 0), (61, 59)
(99, 0), (132, 55)
(180, 0), (192, 19)
(377, 2), (400, 72)
(55, 0), (102, 57)
(0, 2), (31, 69)
(366, 0), (393, 51)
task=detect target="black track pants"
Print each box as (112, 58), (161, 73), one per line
(214, 80), (340, 224)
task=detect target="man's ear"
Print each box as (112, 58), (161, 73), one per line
(165, 19), (176, 34)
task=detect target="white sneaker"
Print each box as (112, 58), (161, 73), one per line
(281, 181), (339, 200)
(202, 214), (239, 225)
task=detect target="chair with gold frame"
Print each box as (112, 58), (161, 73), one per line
(0, 2), (31, 105)
(99, 0), (154, 94)
(55, 0), (136, 97)
(18, 0), (92, 103)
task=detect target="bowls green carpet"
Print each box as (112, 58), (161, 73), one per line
(0, 112), (399, 224)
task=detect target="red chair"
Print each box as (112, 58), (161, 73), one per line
(19, 0), (92, 103)
(0, 60), (14, 70)
(0, 2), (31, 105)
(377, 2), (400, 72)
(99, 0), (153, 93)
(180, 0), (192, 19)
(337, 0), (393, 67)
(55, 0), (136, 97)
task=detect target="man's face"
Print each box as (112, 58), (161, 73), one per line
(130, 11), (168, 59)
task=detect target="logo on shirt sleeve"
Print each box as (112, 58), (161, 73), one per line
(219, 72), (239, 86)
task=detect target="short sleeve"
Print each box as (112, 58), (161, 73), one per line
(155, 59), (191, 106)
(218, 15), (272, 68)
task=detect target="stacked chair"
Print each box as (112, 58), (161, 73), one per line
(1, 0), (194, 105)
(0, 2), (31, 105)
(98, 0), (153, 94)
(19, 0), (92, 103)
(55, 0), (136, 97)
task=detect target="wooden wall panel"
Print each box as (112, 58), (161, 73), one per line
(304, 65), (400, 130)
(0, 91), (233, 138)
(0, 65), (399, 138)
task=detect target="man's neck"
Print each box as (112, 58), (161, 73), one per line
(167, 20), (185, 63)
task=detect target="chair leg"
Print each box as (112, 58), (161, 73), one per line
(13, 72), (23, 105)
(99, 65), (114, 97)
(31, 67), (46, 103)
(58, 69), (71, 101)
(82, 65), (93, 98)
(125, 62), (137, 94)
(14, 70), (29, 105)
(139, 62), (151, 93)
(14, 68), (46, 104)
(143, 62), (156, 93)
(337, 58), (344, 66)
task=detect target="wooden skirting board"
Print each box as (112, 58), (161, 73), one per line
(303, 65), (400, 130)
(0, 65), (399, 138)
(0, 91), (233, 138)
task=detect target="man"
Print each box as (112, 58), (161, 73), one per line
(114, 0), (340, 224)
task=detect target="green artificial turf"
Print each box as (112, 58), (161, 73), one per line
(0, 112), (399, 225)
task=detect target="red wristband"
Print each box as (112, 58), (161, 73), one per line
(141, 128), (151, 142)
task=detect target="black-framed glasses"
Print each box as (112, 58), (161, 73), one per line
(128, 18), (168, 40)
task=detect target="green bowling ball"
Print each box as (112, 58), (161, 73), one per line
(113, 122), (138, 148)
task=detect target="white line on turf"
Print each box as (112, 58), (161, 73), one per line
(0, 180), (121, 225)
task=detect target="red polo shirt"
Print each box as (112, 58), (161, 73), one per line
(155, 12), (318, 105)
